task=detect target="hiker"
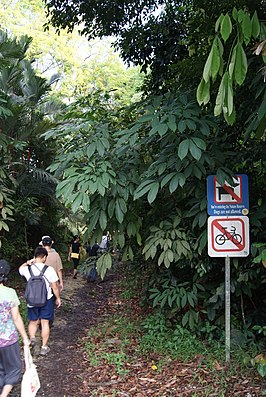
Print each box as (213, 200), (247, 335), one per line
(41, 236), (63, 292)
(19, 247), (61, 356)
(86, 242), (99, 257)
(85, 241), (91, 257)
(0, 260), (30, 397)
(86, 242), (100, 282)
(99, 232), (109, 253)
(39, 235), (56, 252)
(68, 235), (81, 279)
(91, 242), (100, 257)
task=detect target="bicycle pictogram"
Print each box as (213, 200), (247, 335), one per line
(215, 225), (242, 245)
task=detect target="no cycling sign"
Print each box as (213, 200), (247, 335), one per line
(208, 216), (249, 257)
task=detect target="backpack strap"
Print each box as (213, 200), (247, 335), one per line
(32, 264), (50, 284)
(41, 265), (50, 285)
(41, 265), (48, 276)
(27, 265), (34, 277)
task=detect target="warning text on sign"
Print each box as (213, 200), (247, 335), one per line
(210, 204), (248, 216)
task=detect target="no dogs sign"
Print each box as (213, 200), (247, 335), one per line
(207, 175), (249, 216)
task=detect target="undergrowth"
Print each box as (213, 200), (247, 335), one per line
(81, 265), (265, 391)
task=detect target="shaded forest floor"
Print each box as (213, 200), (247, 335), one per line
(11, 267), (266, 397)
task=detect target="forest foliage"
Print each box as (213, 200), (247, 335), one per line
(0, 0), (266, 340)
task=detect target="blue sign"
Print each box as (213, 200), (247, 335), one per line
(207, 174), (249, 216)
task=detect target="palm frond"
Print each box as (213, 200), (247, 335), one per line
(16, 168), (58, 199)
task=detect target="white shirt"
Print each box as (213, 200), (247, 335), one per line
(19, 262), (58, 301)
(99, 235), (108, 249)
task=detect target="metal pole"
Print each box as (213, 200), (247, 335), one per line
(225, 256), (230, 363)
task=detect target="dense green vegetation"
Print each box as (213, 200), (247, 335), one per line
(0, 0), (265, 352)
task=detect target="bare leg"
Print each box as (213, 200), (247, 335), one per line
(28, 320), (39, 339)
(0, 384), (13, 397)
(40, 319), (50, 347)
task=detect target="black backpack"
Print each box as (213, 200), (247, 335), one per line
(24, 264), (48, 307)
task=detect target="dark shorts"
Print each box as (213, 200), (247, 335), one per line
(0, 341), (21, 391)
(72, 258), (79, 269)
(28, 297), (54, 321)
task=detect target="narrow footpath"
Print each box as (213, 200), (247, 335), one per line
(10, 268), (265, 397)
(34, 272), (117, 397)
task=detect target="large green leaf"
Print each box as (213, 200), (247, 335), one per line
(107, 199), (115, 217)
(196, 78), (210, 105)
(178, 139), (189, 160)
(215, 13), (224, 32)
(99, 210), (107, 230)
(86, 142), (96, 157)
(203, 39), (221, 82)
(134, 179), (155, 200)
(191, 137), (206, 150)
(211, 39), (221, 80)
(224, 106), (236, 125)
(228, 46), (236, 79)
(169, 174), (179, 193)
(203, 46), (213, 82)
(82, 193), (90, 212)
(214, 73), (226, 116)
(178, 120), (186, 133)
(87, 209), (100, 233)
(242, 13), (252, 44)
(227, 75), (234, 116)
(221, 13), (232, 42)
(189, 140), (202, 160)
(157, 123), (168, 136)
(234, 43), (247, 85)
(115, 200), (124, 223)
(251, 11), (260, 38)
(97, 253), (112, 279)
(167, 114), (176, 131)
(71, 193), (83, 213)
(147, 182), (159, 204)
(118, 197), (127, 214)
(161, 172), (176, 188)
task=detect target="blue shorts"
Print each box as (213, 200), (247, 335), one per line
(28, 298), (54, 321)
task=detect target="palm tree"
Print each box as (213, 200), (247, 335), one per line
(0, 29), (67, 258)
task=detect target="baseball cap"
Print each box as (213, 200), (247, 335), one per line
(39, 235), (51, 245)
(42, 236), (53, 246)
(0, 260), (11, 276)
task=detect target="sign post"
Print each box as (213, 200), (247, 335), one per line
(207, 174), (249, 363)
(225, 256), (230, 362)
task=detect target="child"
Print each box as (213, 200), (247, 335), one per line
(0, 260), (30, 397)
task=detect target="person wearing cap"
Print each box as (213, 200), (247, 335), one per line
(0, 260), (30, 397)
(41, 237), (63, 292)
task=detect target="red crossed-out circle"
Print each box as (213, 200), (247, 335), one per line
(211, 218), (245, 252)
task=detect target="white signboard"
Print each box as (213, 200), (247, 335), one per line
(208, 216), (249, 257)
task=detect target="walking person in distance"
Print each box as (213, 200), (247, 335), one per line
(68, 235), (81, 279)
(41, 236), (64, 292)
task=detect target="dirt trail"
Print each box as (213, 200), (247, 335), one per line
(11, 271), (118, 397)
(36, 272), (117, 397)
